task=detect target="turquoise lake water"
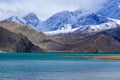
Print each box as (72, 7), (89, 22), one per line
(0, 53), (120, 60)
(0, 53), (120, 80)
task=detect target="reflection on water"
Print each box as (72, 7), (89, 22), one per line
(0, 60), (120, 80)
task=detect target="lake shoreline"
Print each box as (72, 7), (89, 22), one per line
(59, 56), (120, 60)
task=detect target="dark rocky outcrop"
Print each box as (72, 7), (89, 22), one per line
(69, 33), (120, 52)
(105, 27), (120, 41)
(0, 27), (41, 52)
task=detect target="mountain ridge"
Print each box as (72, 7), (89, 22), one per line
(98, 0), (120, 19)
(6, 12), (41, 29)
(0, 26), (42, 52)
(6, 10), (110, 32)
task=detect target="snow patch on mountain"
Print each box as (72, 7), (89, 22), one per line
(44, 24), (79, 35)
(44, 19), (120, 35)
(6, 12), (41, 29)
(79, 19), (120, 33)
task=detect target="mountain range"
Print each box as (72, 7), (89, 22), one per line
(6, 10), (110, 32)
(5, 0), (120, 33)
(1, 21), (120, 52)
(1, 0), (120, 52)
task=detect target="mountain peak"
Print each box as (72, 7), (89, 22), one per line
(41, 9), (109, 32)
(23, 12), (40, 21)
(98, 0), (120, 19)
(6, 16), (24, 24)
(22, 12), (41, 27)
(7, 16), (18, 21)
(6, 12), (41, 29)
(26, 12), (37, 16)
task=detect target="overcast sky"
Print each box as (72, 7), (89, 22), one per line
(0, 0), (107, 20)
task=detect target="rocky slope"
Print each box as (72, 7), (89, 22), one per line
(69, 33), (120, 52)
(0, 21), (70, 52)
(47, 27), (120, 52)
(106, 27), (120, 41)
(0, 27), (41, 52)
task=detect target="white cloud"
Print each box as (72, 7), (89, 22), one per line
(0, 0), (108, 20)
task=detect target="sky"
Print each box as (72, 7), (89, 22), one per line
(0, 0), (107, 20)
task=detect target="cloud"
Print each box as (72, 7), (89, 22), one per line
(0, 0), (107, 20)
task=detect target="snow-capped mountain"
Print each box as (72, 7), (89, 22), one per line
(7, 16), (24, 24)
(76, 19), (120, 33)
(98, 0), (120, 20)
(39, 10), (109, 32)
(22, 13), (41, 28)
(5, 0), (120, 33)
(6, 12), (41, 29)
(44, 19), (120, 35)
(41, 0), (120, 32)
